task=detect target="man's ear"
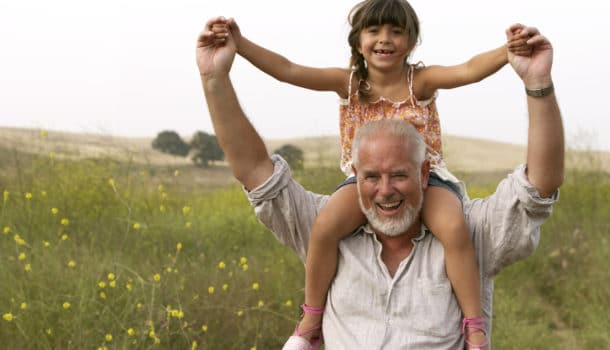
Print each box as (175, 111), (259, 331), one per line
(420, 160), (430, 190)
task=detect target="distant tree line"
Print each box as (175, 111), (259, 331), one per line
(152, 130), (223, 167)
(152, 130), (305, 169)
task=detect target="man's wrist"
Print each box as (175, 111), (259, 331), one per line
(525, 83), (554, 97)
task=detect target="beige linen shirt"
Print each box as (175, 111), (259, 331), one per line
(246, 155), (558, 349)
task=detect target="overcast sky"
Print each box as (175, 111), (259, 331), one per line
(1, 0), (609, 150)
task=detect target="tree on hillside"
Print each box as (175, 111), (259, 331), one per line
(152, 130), (190, 157)
(273, 144), (304, 171)
(190, 131), (224, 167)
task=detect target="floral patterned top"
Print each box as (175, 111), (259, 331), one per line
(338, 64), (445, 176)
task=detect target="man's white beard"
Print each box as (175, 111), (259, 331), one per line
(357, 184), (423, 237)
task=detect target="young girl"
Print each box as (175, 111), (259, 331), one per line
(213, 1), (529, 349)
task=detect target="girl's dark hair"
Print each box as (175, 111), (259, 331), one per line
(347, 0), (420, 101)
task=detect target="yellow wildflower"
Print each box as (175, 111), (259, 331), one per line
(242, 264), (249, 272)
(2, 313), (13, 322)
(136, 303), (143, 310)
(133, 222), (141, 231)
(157, 184), (164, 192)
(251, 347), (257, 350)
(24, 264), (32, 272)
(40, 129), (47, 138)
(236, 310), (244, 317)
(174, 170), (180, 177)
(3, 190), (9, 202)
(14, 234), (27, 246)
(108, 178), (115, 188)
(60, 218), (69, 226)
(43, 240), (50, 248)
(18, 252), (26, 261)
(40, 190), (47, 197)
(100, 292), (106, 300)
(208, 286), (214, 295)
(20, 302), (27, 310)
(98, 281), (106, 288)
(218, 261), (226, 269)
(107, 273), (115, 280)
(61, 234), (68, 241)
(127, 328), (135, 336)
(159, 205), (166, 212)
(257, 300), (264, 308)
(51, 207), (58, 215)
(166, 267), (173, 273)
(222, 284), (228, 291)
(284, 300), (293, 307)
(62, 302), (71, 310)
(109, 281), (116, 288)
(126, 283), (133, 291)
(201, 324), (208, 332)
(154, 337), (161, 344)
(46, 328), (53, 335)
(49, 152), (55, 160)
(3, 226), (9, 234)
(67, 260), (76, 268)
(105, 334), (113, 342)
(185, 222), (192, 228)
(191, 340), (197, 350)
(176, 242), (182, 251)
(252, 282), (259, 290)
(25, 192), (33, 200)
(153, 273), (161, 282)
(240, 257), (248, 265)
(182, 206), (191, 215)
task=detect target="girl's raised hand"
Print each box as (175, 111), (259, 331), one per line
(507, 26), (533, 57)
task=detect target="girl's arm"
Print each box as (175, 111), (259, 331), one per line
(224, 18), (349, 97)
(415, 44), (509, 99)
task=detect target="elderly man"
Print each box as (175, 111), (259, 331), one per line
(197, 18), (563, 349)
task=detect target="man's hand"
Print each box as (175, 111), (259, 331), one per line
(506, 24), (553, 88)
(196, 17), (236, 80)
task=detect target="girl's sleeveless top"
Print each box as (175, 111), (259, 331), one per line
(338, 64), (445, 176)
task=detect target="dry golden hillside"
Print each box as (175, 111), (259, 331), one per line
(2, 127), (609, 174)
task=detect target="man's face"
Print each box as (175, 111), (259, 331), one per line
(354, 134), (428, 237)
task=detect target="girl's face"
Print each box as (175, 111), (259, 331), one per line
(358, 24), (410, 71)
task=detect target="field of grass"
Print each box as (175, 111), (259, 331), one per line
(1, 130), (609, 349)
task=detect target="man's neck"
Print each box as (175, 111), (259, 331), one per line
(374, 223), (421, 277)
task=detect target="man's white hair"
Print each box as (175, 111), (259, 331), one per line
(351, 119), (426, 168)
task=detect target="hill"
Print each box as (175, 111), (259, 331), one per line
(2, 126), (609, 176)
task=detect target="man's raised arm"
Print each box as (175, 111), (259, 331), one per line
(507, 24), (564, 197)
(196, 17), (273, 190)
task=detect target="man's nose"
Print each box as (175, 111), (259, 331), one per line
(378, 176), (395, 196)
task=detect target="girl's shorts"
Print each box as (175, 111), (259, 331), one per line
(336, 172), (462, 201)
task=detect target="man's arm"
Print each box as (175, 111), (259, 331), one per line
(468, 25), (563, 277)
(197, 17), (273, 190)
(507, 24), (564, 197)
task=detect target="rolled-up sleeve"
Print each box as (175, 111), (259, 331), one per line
(466, 164), (559, 277)
(244, 155), (329, 263)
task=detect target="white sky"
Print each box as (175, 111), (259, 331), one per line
(1, 0), (609, 150)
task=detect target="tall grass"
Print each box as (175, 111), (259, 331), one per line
(1, 142), (608, 349)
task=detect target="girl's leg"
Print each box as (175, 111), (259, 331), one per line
(296, 182), (366, 341)
(423, 186), (487, 349)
